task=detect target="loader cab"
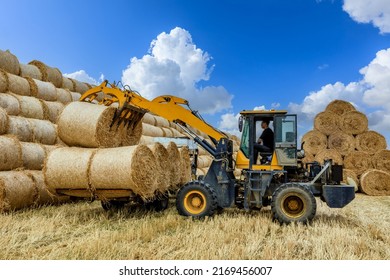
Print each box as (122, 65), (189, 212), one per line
(236, 110), (297, 170)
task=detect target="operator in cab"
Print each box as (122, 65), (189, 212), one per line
(254, 120), (274, 164)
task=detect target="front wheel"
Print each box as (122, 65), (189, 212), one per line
(176, 181), (218, 218)
(271, 183), (316, 224)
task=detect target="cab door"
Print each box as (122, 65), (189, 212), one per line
(273, 115), (297, 166)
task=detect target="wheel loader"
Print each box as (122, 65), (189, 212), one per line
(77, 80), (355, 224)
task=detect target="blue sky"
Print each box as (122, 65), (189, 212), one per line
(1, 0), (390, 142)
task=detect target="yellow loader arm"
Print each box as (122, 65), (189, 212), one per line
(80, 81), (227, 141)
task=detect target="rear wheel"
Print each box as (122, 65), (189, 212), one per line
(176, 181), (218, 218)
(271, 183), (316, 224)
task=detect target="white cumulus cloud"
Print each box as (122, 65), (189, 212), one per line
(122, 27), (232, 114)
(63, 70), (102, 85)
(343, 0), (390, 33)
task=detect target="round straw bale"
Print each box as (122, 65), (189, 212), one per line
(43, 144), (59, 156)
(314, 111), (340, 135)
(19, 63), (42, 80)
(13, 95), (48, 120)
(154, 115), (170, 128)
(42, 101), (64, 123)
(344, 151), (373, 176)
(180, 146), (192, 185)
(149, 142), (170, 192)
(62, 76), (75, 91)
(0, 50), (20, 75)
(171, 128), (184, 137)
(120, 120), (142, 146)
(167, 142), (182, 189)
(0, 93), (20, 115)
(58, 102), (123, 148)
(342, 169), (359, 192)
(142, 123), (165, 137)
(0, 171), (38, 212)
(301, 152), (315, 165)
(29, 118), (57, 145)
(0, 135), (23, 170)
(339, 111), (368, 135)
(20, 142), (46, 170)
(139, 135), (155, 145)
(302, 130), (327, 155)
(198, 155), (213, 168)
(162, 127), (174, 137)
(0, 107), (8, 134)
(325, 99), (356, 115)
(55, 88), (73, 104)
(7, 116), (34, 142)
(196, 168), (206, 176)
(198, 146), (209, 156)
(372, 149), (390, 172)
(90, 145), (158, 199)
(328, 131), (356, 156)
(0, 70), (9, 92)
(6, 73), (30, 96)
(356, 131), (387, 155)
(142, 113), (157, 126)
(314, 148), (343, 165)
(25, 170), (69, 205)
(28, 60), (63, 88)
(44, 147), (96, 193)
(360, 169), (390, 196)
(70, 91), (81, 101)
(32, 79), (57, 101)
(70, 78), (89, 94)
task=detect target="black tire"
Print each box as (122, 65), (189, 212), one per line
(101, 200), (126, 211)
(144, 193), (169, 212)
(176, 181), (218, 218)
(271, 183), (316, 224)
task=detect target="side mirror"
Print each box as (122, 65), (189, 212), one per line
(238, 116), (243, 132)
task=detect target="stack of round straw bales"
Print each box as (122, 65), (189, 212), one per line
(0, 49), (106, 212)
(302, 99), (389, 195)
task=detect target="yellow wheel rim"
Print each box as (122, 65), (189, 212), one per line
(280, 192), (306, 219)
(184, 190), (207, 215)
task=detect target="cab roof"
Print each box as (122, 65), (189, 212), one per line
(239, 109), (288, 116)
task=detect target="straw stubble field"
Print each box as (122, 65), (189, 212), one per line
(0, 194), (389, 260)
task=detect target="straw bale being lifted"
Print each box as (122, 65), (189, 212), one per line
(0, 50), (20, 75)
(372, 150), (390, 172)
(343, 151), (373, 176)
(32, 79), (57, 101)
(0, 171), (38, 212)
(302, 130), (327, 155)
(44, 147), (96, 194)
(342, 169), (359, 192)
(339, 111), (368, 135)
(356, 131), (387, 155)
(327, 131), (356, 156)
(149, 142), (170, 192)
(167, 142), (182, 189)
(0, 93), (20, 115)
(314, 149), (343, 165)
(90, 145), (159, 199)
(58, 102), (123, 148)
(0, 107), (8, 134)
(42, 101), (64, 123)
(13, 95), (48, 120)
(20, 142), (46, 170)
(55, 88), (73, 104)
(180, 146), (192, 185)
(325, 100), (356, 115)
(360, 169), (390, 196)
(120, 121), (143, 146)
(313, 111), (339, 135)
(29, 60), (63, 88)
(0, 135), (22, 171)
(6, 72), (31, 96)
(19, 63), (42, 80)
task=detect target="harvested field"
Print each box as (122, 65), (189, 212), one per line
(0, 194), (388, 259)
